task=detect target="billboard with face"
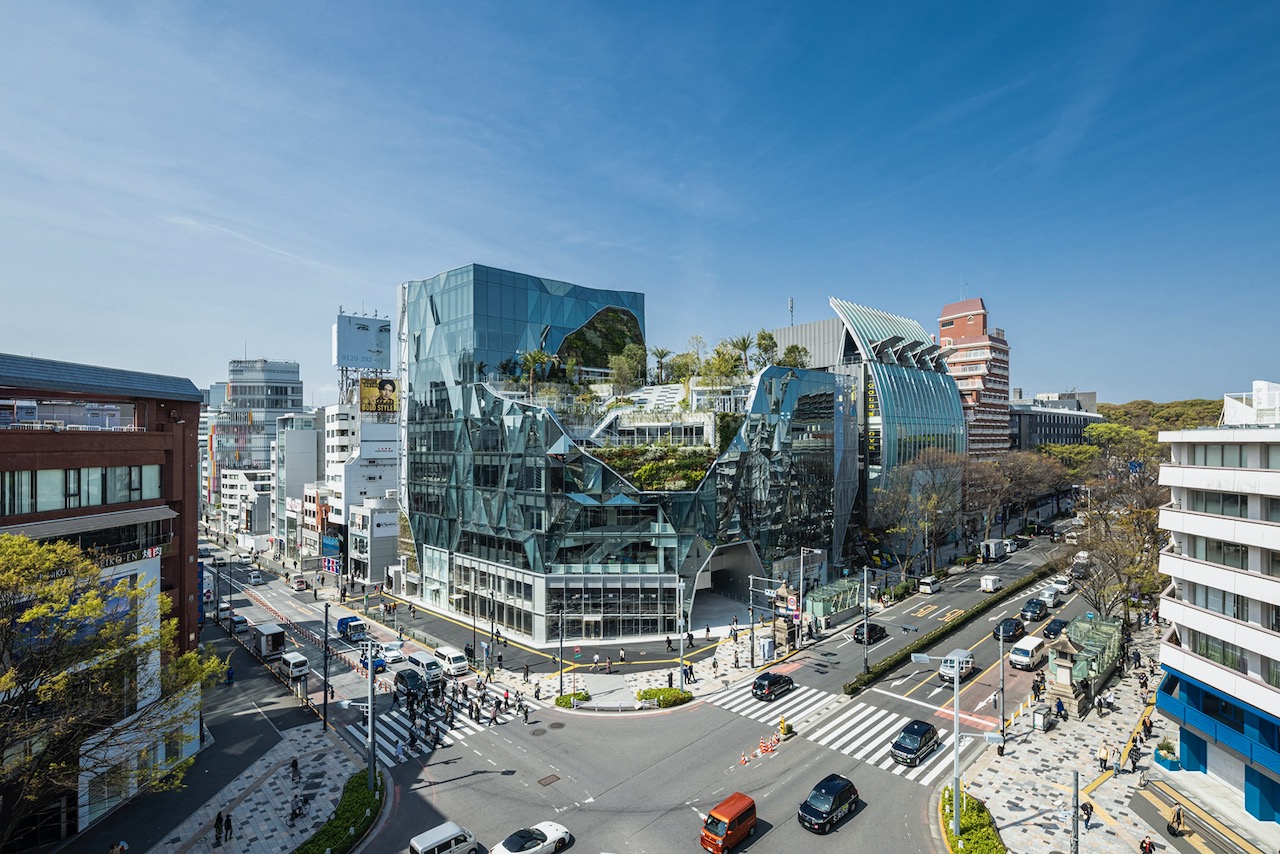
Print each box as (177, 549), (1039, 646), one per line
(360, 377), (399, 413)
(333, 315), (392, 369)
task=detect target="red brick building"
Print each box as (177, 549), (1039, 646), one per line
(937, 298), (1010, 459)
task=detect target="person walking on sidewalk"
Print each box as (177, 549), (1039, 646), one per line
(591, 653), (600, 673)
(1169, 803), (1184, 837)
(1111, 745), (1121, 775)
(619, 648), (625, 664)
(1079, 800), (1093, 829)
(666, 636), (673, 652)
(1140, 835), (1155, 854)
(291, 756), (301, 782)
(1097, 743), (1109, 772)
(523, 663), (530, 682)
(488, 703), (499, 726)
(214, 811), (223, 844)
(605, 656), (612, 674)
(224, 812), (233, 840)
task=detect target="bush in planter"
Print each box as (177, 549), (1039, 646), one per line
(956, 555), (978, 567)
(295, 771), (384, 854)
(940, 785), (1007, 854)
(1157, 736), (1176, 756)
(555, 690), (590, 708)
(636, 687), (693, 708)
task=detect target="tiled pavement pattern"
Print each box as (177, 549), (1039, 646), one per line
(148, 723), (362, 854)
(964, 620), (1173, 853)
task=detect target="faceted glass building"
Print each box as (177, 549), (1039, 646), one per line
(398, 266), (956, 644)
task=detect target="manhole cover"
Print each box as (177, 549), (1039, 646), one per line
(539, 774), (560, 787)
(530, 728), (547, 736)
(549, 722), (565, 730)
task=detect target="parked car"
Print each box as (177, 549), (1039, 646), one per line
(890, 720), (941, 766)
(852, 622), (887, 644)
(492, 821), (570, 853)
(993, 618), (1026, 643)
(751, 671), (796, 701)
(796, 773), (858, 834)
(1043, 618), (1070, 640)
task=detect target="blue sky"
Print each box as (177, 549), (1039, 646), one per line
(2, 2), (1277, 405)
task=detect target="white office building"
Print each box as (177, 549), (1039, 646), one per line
(1157, 379), (1280, 828)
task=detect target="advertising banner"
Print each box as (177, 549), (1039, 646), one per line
(359, 377), (399, 413)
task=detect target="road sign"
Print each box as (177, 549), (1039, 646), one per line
(787, 596), (797, 611)
(573, 644), (582, 660)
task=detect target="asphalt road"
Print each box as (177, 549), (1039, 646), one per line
(199, 534), (1084, 854)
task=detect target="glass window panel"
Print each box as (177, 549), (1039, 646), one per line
(142, 465), (161, 500)
(36, 469), (64, 512)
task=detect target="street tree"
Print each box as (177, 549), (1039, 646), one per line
(867, 449), (965, 579)
(0, 535), (224, 848)
(519, 349), (554, 397)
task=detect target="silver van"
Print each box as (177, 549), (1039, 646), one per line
(407, 650), (445, 685)
(937, 648), (975, 684)
(918, 576), (942, 594)
(408, 821), (476, 854)
(433, 646), (469, 677)
(278, 651), (310, 679)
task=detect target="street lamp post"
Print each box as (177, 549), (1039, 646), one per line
(911, 650), (1005, 838)
(862, 564), (871, 674)
(558, 607), (565, 698)
(678, 581), (686, 691)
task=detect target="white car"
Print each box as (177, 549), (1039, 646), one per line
(237, 554), (253, 565)
(379, 641), (407, 664)
(493, 821), (570, 853)
(1050, 574), (1074, 594)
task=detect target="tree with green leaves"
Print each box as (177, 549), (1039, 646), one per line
(607, 343), (648, 396)
(0, 535), (224, 848)
(520, 349), (554, 398)
(725, 334), (754, 375)
(752, 329), (778, 368)
(701, 341), (745, 387)
(777, 343), (810, 369)
(649, 347), (672, 384)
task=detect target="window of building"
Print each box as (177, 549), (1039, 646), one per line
(1187, 582), (1248, 620)
(1266, 657), (1280, 689)
(1188, 535), (1248, 570)
(1268, 497), (1280, 524)
(1192, 443), (1245, 467)
(1187, 628), (1248, 674)
(1189, 490), (1249, 518)
(1267, 445), (1280, 470)
(1204, 692), (1246, 732)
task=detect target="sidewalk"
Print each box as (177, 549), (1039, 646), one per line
(150, 723), (363, 854)
(963, 619), (1182, 853)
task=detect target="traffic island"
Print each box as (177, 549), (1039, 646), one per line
(295, 770), (384, 854)
(939, 785), (1007, 854)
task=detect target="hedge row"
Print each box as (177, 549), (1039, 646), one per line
(635, 687), (693, 708)
(296, 770), (384, 854)
(555, 690), (590, 708)
(940, 786), (1007, 854)
(842, 560), (1060, 695)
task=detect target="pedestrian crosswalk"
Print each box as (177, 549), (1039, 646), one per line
(805, 701), (968, 787)
(345, 695), (548, 767)
(707, 681), (842, 727)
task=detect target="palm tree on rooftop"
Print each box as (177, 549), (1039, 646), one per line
(726, 334), (754, 376)
(650, 346), (672, 384)
(520, 349), (553, 399)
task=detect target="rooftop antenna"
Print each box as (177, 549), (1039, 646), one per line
(962, 282), (969, 299)
(789, 298), (794, 326)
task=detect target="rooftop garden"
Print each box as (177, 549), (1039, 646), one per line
(591, 444), (718, 491)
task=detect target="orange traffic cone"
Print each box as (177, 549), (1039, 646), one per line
(741, 752), (749, 765)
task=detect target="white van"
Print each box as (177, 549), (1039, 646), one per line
(409, 821), (477, 854)
(278, 651), (310, 679)
(1009, 636), (1047, 670)
(1038, 587), (1062, 608)
(218, 599), (232, 619)
(918, 576), (942, 594)
(433, 646), (469, 677)
(289, 573), (308, 591)
(408, 650), (445, 685)
(937, 648), (975, 684)
(248, 569), (263, 586)
(980, 575), (1003, 593)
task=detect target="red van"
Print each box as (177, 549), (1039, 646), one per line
(701, 791), (756, 853)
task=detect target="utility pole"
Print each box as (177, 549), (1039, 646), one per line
(952, 655), (961, 839)
(1071, 770), (1079, 854)
(322, 602), (331, 729)
(366, 647), (376, 791)
(558, 608), (565, 699)
(862, 564), (870, 674)
(997, 633), (1006, 755)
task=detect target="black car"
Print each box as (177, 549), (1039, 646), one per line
(1020, 598), (1048, 622)
(752, 671), (796, 701)
(393, 668), (426, 697)
(890, 720), (941, 767)
(797, 773), (858, 834)
(852, 622), (887, 644)
(993, 618), (1025, 643)
(1043, 618), (1070, 639)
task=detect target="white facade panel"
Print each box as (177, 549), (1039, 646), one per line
(1160, 464), (1280, 498)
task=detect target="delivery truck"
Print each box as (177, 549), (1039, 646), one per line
(980, 539), (1008, 563)
(337, 616), (368, 642)
(252, 623), (286, 661)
